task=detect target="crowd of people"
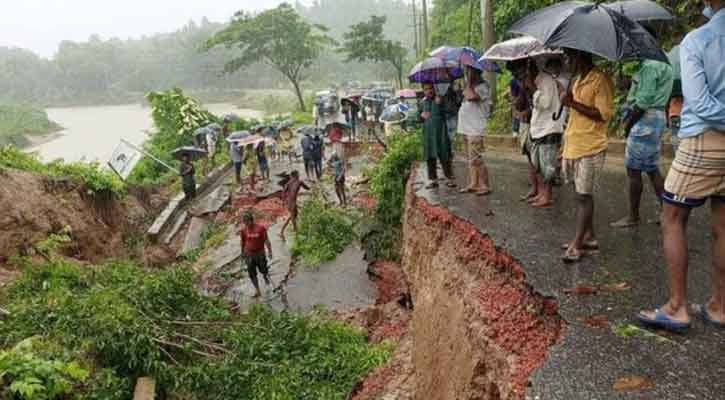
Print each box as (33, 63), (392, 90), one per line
(415, 3), (724, 332)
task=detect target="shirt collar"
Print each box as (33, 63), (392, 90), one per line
(711, 8), (725, 22)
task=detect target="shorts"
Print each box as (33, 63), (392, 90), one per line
(519, 123), (532, 157)
(463, 135), (485, 164)
(663, 130), (725, 208)
(244, 252), (269, 280)
(234, 162), (242, 177)
(563, 151), (606, 195)
(625, 109), (665, 173)
(287, 203), (299, 218)
(335, 175), (346, 186)
(259, 159), (269, 172)
(531, 134), (562, 183)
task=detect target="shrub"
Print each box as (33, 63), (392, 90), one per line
(291, 192), (358, 266)
(0, 105), (61, 147)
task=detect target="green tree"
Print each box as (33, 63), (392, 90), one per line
(204, 3), (334, 110)
(340, 16), (408, 88)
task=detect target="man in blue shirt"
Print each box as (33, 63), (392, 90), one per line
(639, 1), (725, 331)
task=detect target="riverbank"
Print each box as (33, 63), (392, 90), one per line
(0, 105), (62, 148)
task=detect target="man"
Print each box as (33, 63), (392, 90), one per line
(329, 152), (347, 206)
(193, 126), (212, 176)
(442, 83), (462, 145)
(239, 212), (273, 299)
(300, 130), (314, 180)
(639, 1), (725, 331)
(560, 49), (615, 263)
(229, 138), (244, 186)
(179, 153), (196, 200)
(419, 83), (456, 189)
(527, 61), (565, 208)
(612, 30), (673, 228)
(280, 170), (310, 241)
(311, 132), (324, 180)
(457, 67), (492, 196)
(205, 123), (222, 167)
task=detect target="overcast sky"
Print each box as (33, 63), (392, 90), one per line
(0, 0), (296, 58)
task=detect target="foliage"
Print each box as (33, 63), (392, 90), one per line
(340, 16), (408, 88)
(291, 192), (358, 266)
(205, 3), (336, 111)
(0, 146), (125, 196)
(0, 338), (89, 400)
(0, 260), (389, 399)
(0, 105), (61, 147)
(369, 131), (423, 226)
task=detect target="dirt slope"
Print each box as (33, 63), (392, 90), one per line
(0, 167), (162, 267)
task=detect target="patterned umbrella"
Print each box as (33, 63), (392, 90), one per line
(171, 146), (207, 161)
(408, 57), (462, 83)
(481, 36), (563, 62)
(430, 46), (501, 72)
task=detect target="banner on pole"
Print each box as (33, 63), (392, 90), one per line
(108, 140), (143, 180)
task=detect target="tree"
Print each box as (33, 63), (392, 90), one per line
(204, 3), (334, 110)
(340, 16), (408, 88)
(481, 0), (496, 103)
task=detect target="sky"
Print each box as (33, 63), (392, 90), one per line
(0, 0), (296, 58)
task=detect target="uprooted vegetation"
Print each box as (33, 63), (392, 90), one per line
(0, 260), (391, 399)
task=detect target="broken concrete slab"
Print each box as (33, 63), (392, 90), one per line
(191, 185), (230, 216)
(148, 191), (186, 239)
(133, 377), (155, 400)
(178, 217), (209, 257)
(196, 225), (240, 276)
(163, 211), (188, 245)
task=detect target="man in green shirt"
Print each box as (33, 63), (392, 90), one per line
(612, 46), (674, 228)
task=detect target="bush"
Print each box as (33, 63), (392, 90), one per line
(0, 105), (61, 147)
(0, 260), (389, 399)
(0, 146), (125, 196)
(291, 192), (358, 266)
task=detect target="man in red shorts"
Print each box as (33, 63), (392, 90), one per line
(239, 212), (273, 298)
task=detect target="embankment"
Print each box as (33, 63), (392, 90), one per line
(400, 167), (563, 400)
(0, 168), (163, 266)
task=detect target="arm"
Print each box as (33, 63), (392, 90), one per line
(264, 231), (273, 259)
(532, 75), (554, 111)
(681, 38), (725, 122)
(301, 182), (311, 190)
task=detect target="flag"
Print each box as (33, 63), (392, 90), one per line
(108, 140), (143, 180)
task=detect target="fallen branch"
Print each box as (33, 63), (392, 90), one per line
(171, 332), (232, 355)
(151, 337), (218, 359)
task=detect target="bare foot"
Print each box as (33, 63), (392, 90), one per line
(531, 199), (553, 208)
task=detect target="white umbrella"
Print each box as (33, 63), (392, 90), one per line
(481, 36), (562, 62)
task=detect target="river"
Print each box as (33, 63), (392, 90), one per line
(27, 103), (264, 163)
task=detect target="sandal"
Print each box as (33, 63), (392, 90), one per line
(693, 304), (725, 329)
(561, 247), (582, 263)
(475, 189), (492, 196)
(561, 240), (599, 250)
(459, 187), (475, 194)
(425, 182), (439, 189)
(636, 309), (690, 332)
(446, 181), (458, 188)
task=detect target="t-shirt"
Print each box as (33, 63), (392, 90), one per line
(563, 67), (615, 160)
(241, 224), (268, 256)
(230, 143), (242, 163)
(328, 126), (343, 143)
(530, 72), (565, 139)
(457, 81), (492, 137)
(332, 159), (344, 181)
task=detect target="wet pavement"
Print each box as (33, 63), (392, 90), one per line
(412, 153), (724, 400)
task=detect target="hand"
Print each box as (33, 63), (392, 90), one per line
(421, 111), (431, 120)
(561, 92), (574, 107)
(434, 96), (443, 105)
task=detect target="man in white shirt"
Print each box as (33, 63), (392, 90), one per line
(526, 64), (565, 208)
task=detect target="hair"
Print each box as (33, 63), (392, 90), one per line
(243, 211), (254, 222)
(422, 83), (434, 90)
(466, 66), (483, 86)
(545, 57), (562, 69)
(291, 170), (299, 178)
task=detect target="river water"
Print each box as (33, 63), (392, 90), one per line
(28, 103), (263, 163)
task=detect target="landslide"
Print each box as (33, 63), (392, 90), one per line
(0, 167), (164, 267)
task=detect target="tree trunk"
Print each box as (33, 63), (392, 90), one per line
(422, 0), (429, 51)
(291, 79), (306, 111)
(480, 0), (497, 107)
(412, 0), (419, 57)
(396, 66), (404, 89)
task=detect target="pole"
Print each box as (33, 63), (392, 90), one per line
(412, 0), (419, 58)
(121, 139), (177, 174)
(422, 0), (429, 51)
(480, 0), (497, 105)
(466, 0), (476, 46)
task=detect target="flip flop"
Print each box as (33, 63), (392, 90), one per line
(561, 248), (582, 263)
(446, 182), (458, 188)
(459, 187), (475, 194)
(610, 218), (640, 228)
(693, 304), (725, 329)
(636, 309), (690, 332)
(475, 189), (492, 196)
(425, 182), (439, 189)
(561, 240), (599, 250)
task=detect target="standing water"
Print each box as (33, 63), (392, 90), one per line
(28, 103), (263, 163)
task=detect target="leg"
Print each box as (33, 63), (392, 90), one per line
(646, 170), (665, 200)
(523, 161), (539, 200)
(478, 159), (491, 193)
(246, 258), (262, 298)
(572, 194), (594, 250)
(426, 159), (439, 188)
(612, 168), (643, 227)
(707, 198), (725, 323)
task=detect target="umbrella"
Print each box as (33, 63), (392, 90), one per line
(408, 57), (462, 83)
(397, 89), (418, 98)
(206, 122), (222, 132)
(430, 46), (501, 72)
(222, 113), (240, 123)
(605, 0), (674, 23)
(510, 1), (669, 63)
(226, 130), (251, 143)
(667, 45), (680, 81)
(482, 36), (563, 62)
(172, 146), (207, 161)
(228, 134), (275, 147)
(380, 103), (410, 123)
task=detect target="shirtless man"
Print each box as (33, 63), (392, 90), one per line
(280, 170), (310, 241)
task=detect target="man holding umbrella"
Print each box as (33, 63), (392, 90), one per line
(560, 49), (615, 262)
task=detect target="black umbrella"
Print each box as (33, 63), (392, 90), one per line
(171, 146), (207, 161)
(510, 1), (668, 63)
(606, 0), (674, 23)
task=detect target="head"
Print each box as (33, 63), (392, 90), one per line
(544, 57), (563, 77)
(330, 152), (339, 161)
(564, 49), (593, 75)
(291, 170), (300, 179)
(182, 154), (190, 163)
(465, 66), (483, 85)
(242, 211), (254, 226)
(422, 83), (435, 99)
(246, 143), (254, 151)
(703, 0), (724, 16)
(507, 60), (528, 81)
(256, 141), (265, 151)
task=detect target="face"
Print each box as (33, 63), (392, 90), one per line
(423, 85), (434, 98)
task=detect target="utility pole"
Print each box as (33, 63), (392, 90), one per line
(412, 0), (419, 57)
(480, 0), (496, 103)
(422, 0), (429, 51)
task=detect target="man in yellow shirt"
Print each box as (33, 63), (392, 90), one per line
(560, 50), (615, 262)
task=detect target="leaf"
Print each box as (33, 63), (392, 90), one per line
(613, 375), (655, 392)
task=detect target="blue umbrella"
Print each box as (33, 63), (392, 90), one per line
(408, 57), (462, 84)
(430, 46), (501, 72)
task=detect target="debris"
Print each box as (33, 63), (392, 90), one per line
(563, 284), (598, 295)
(600, 282), (631, 292)
(613, 375), (654, 392)
(579, 314), (609, 329)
